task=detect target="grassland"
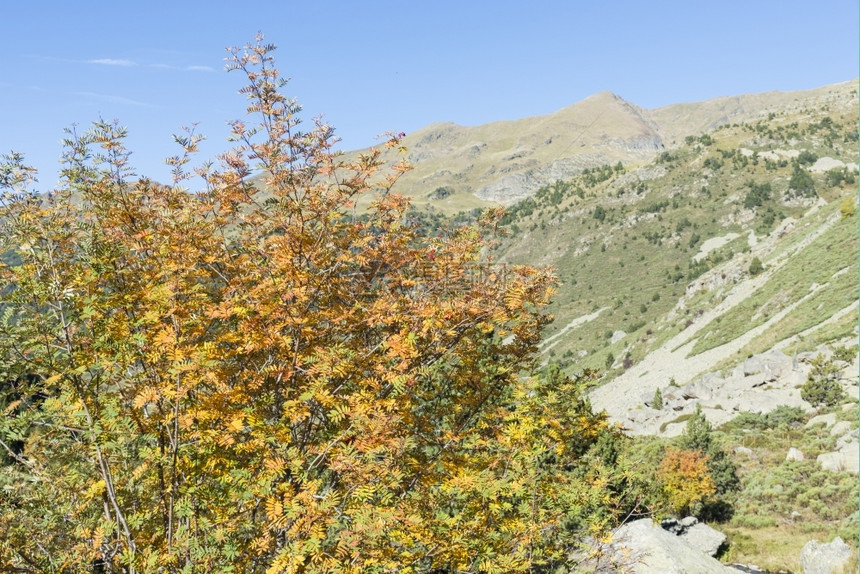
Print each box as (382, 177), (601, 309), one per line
(488, 98), (857, 380)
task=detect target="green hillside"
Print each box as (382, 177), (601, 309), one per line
(486, 93), (857, 381)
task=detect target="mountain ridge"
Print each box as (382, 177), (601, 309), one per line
(346, 79), (857, 211)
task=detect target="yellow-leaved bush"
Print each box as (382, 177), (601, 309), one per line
(0, 36), (621, 573)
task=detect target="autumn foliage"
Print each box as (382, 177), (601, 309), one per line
(658, 447), (716, 516)
(0, 37), (618, 573)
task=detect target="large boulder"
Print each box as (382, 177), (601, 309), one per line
(680, 373), (722, 401)
(660, 517), (727, 557)
(786, 447), (805, 462)
(680, 523), (728, 557)
(817, 435), (859, 473)
(733, 350), (793, 379)
(829, 420), (853, 436)
(800, 536), (853, 574)
(578, 519), (736, 573)
(806, 413), (837, 428)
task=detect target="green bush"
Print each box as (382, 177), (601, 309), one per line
(801, 354), (846, 407)
(840, 196), (856, 219)
(677, 405), (739, 497)
(749, 256), (764, 276)
(652, 388), (663, 410)
(797, 150), (818, 165)
(832, 344), (856, 363)
(827, 167), (856, 187)
(788, 165), (816, 197)
(605, 352), (615, 369)
(729, 405), (806, 431)
(744, 181), (772, 208)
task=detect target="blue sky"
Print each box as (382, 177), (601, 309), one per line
(2, 1), (857, 188)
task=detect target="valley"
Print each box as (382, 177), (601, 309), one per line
(381, 79), (860, 572)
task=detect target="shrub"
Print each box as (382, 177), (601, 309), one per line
(801, 354), (846, 407)
(832, 344), (856, 363)
(797, 150), (818, 165)
(827, 167), (856, 187)
(652, 387), (663, 410)
(428, 185), (454, 200)
(788, 165), (816, 197)
(749, 256), (764, 276)
(658, 448), (715, 516)
(840, 196), (857, 219)
(743, 181), (772, 208)
(0, 36), (614, 572)
(730, 405), (806, 431)
(678, 405), (739, 496)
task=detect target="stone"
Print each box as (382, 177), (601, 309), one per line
(817, 445), (859, 473)
(660, 517), (683, 534)
(829, 420), (852, 436)
(679, 522), (727, 557)
(800, 536), (852, 574)
(836, 430), (858, 449)
(786, 447), (805, 462)
(679, 516), (699, 528)
(806, 413), (837, 428)
(579, 519), (737, 573)
(734, 446), (754, 457)
(809, 156), (848, 173)
(737, 350), (792, 378)
(729, 563), (765, 573)
(681, 373), (722, 401)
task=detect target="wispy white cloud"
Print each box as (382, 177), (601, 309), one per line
(72, 91), (153, 107)
(88, 58), (136, 67)
(149, 63), (215, 72)
(29, 53), (212, 73)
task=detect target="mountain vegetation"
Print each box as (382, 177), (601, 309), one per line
(0, 35), (857, 573)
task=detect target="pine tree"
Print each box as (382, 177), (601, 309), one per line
(678, 405), (739, 497)
(652, 387), (663, 410)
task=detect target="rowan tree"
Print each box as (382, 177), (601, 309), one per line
(678, 405), (739, 496)
(0, 36), (616, 573)
(658, 448), (715, 516)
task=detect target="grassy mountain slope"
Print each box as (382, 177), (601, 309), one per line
(346, 80), (857, 215)
(485, 83), (857, 388)
(473, 81), (858, 572)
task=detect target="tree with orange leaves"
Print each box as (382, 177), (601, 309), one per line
(658, 447), (716, 516)
(0, 36), (620, 573)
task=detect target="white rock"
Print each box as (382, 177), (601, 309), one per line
(808, 156), (846, 173)
(817, 447), (859, 474)
(806, 413), (837, 428)
(679, 522), (727, 557)
(800, 536), (853, 574)
(786, 447), (805, 462)
(829, 420), (852, 437)
(734, 446), (754, 457)
(583, 519), (737, 573)
(611, 330), (627, 344)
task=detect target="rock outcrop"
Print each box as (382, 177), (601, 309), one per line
(786, 447), (805, 462)
(817, 431), (859, 473)
(800, 536), (852, 574)
(603, 346), (859, 439)
(576, 519), (736, 573)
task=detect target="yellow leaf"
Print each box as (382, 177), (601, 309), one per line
(229, 414), (245, 432)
